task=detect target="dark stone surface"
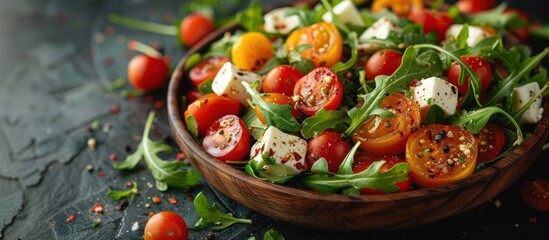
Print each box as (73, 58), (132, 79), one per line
(0, 0), (547, 239)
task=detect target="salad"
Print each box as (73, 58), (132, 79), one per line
(182, 0), (548, 195)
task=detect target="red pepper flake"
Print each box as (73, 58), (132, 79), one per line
(92, 203), (104, 214)
(168, 197), (177, 205)
(132, 135), (142, 142)
(55, 13), (66, 23)
(152, 196), (161, 204)
(109, 153), (118, 161)
(104, 26), (116, 36)
(110, 104), (120, 114)
(529, 217), (537, 223)
(97, 171), (106, 177)
(125, 181), (133, 188)
(145, 96), (155, 103)
(148, 211), (155, 218)
(154, 100), (165, 109)
(104, 57), (114, 65)
(187, 194), (193, 201)
(176, 152), (186, 161)
(66, 213), (76, 223)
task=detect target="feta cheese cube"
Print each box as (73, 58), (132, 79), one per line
(212, 62), (262, 106)
(411, 77), (459, 116)
(512, 82), (544, 124)
(250, 126), (308, 176)
(359, 17), (399, 41)
(264, 7), (301, 35)
(446, 24), (490, 47)
(322, 0), (365, 27)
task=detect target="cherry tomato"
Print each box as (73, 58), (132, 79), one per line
(144, 211), (188, 240)
(353, 93), (421, 156)
(520, 180), (549, 211)
(352, 153), (412, 194)
(306, 131), (352, 173)
(293, 67), (343, 116)
(185, 88), (202, 104)
(473, 123), (505, 163)
(365, 50), (403, 80)
(504, 8), (530, 41)
(285, 22), (342, 68)
(189, 56), (230, 87)
(184, 93), (241, 136)
(409, 8), (453, 42)
(263, 65), (303, 96)
(231, 32), (274, 71)
(180, 13), (215, 47)
(127, 54), (168, 92)
(405, 124), (478, 188)
(448, 56), (492, 95)
(372, 0), (424, 16)
(202, 114), (250, 161)
(254, 93), (300, 124)
(456, 0), (497, 14)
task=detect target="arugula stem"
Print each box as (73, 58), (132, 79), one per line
(128, 39), (163, 58)
(108, 14), (178, 36)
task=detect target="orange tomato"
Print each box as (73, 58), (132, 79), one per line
(372, 0), (424, 16)
(285, 22), (343, 68)
(231, 32), (274, 71)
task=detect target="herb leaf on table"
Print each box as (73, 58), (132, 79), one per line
(193, 191), (252, 230)
(106, 181), (139, 200)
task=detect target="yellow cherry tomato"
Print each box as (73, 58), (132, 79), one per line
(285, 22), (343, 68)
(372, 0), (424, 16)
(231, 32), (274, 71)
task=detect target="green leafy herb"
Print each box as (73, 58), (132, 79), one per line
(288, 44), (315, 74)
(337, 142), (362, 175)
(301, 108), (350, 139)
(531, 24), (549, 40)
(241, 107), (267, 140)
(193, 191), (252, 230)
(106, 181), (139, 200)
(120, 89), (144, 98)
(108, 14), (178, 36)
(186, 115), (199, 140)
(89, 119), (100, 132)
(113, 111), (201, 191)
(332, 32), (358, 74)
(235, 0), (264, 32)
(197, 79), (214, 94)
(184, 53), (202, 71)
(104, 78), (126, 92)
(466, 3), (526, 31)
(263, 228), (285, 240)
(203, 31), (243, 58)
(424, 105), (447, 125)
(244, 159), (295, 184)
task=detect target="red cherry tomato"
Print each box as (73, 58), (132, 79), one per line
(473, 122), (505, 163)
(144, 211), (188, 240)
(202, 114), (251, 161)
(352, 153), (412, 194)
(365, 49), (403, 80)
(293, 67), (343, 116)
(254, 93), (300, 124)
(456, 0), (497, 14)
(189, 56), (229, 87)
(127, 54), (168, 92)
(409, 8), (453, 42)
(504, 8), (530, 41)
(520, 180), (549, 211)
(263, 65), (303, 96)
(448, 56), (492, 95)
(184, 93), (241, 136)
(185, 88), (203, 104)
(306, 131), (352, 173)
(180, 13), (215, 47)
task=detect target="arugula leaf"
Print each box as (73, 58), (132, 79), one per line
(337, 141), (362, 175)
(235, 0), (264, 32)
(531, 24), (549, 40)
(424, 105), (447, 125)
(184, 53), (202, 71)
(288, 44), (315, 74)
(186, 115), (199, 140)
(450, 107), (523, 145)
(242, 81), (300, 132)
(332, 32), (358, 74)
(466, 3), (526, 31)
(197, 79), (214, 94)
(241, 107), (267, 140)
(345, 47), (443, 135)
(193, 191), (252, 230)
(203, 31), (243, 58)
(114, 111), (201, 191)
(300, 108), (350, 139)
(244, 159), (295, 184)
(264, 229), (285, 240)
(106, 181), (139, 200)
(103, 78), (126, 92)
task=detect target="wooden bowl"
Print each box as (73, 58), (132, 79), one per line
(167, 22), (549, 230)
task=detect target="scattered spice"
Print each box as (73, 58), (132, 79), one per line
(207, 232), (215, 240)
(109, 153), (118, 161)
(66, 213), (76, 223)
(115, 199), (129, 211)
(529, 217), (537, 223)
(145, 203), (151, 208)
(125, 181), (133, 188)
(98, 171), (106, 177)
(110, 104), (120, 113)
(148, 211), (155, 218)
(168, 197), (177, 205)
(176, 152), (186, 161)
(132, 135), (142, 142)
(92, 203), (104, 214)
(86, 164), (94, 172)
(152, 196), (161, 204)
(187, 194), (193, 201)
(87, 138), (97, 151)
(105, 57), (114, 65)
(93, 218), (102, 228)
(494, 199), (502, 208)
(154, 100), (165, 109)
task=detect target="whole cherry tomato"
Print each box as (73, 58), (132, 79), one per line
(352, 153), (412, 194)
(202, 114), (251, 161)
(285, 22), (343, 68)
(371, 0), (424, 16)
(263, 65), (303, 96)
(231, 32), (274, 71)
(254, 93), (300, 124)
(456, 0), (497, 14)
(448, 56), (492, 95)
(409, 8), (453, 42)
(293, 67), (343, 116)
(144, 211), (188, 240)
(474, 122), (505, 163)
(306, 130), (352, 173)
(184, 93), (241, 136)
(189, 56), (230, 87)
(128, 54), (168, 92)
(520, 180), (549, 211)
(365, 49), (402, 80)
(180, 13), (215, 47)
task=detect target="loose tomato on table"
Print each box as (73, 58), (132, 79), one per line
(408, 8), (453, 42)
(231, 32), (274, 71)
(352, 153), (412, 194)
(352, 93), (421, 156)
(254, 93), (300, 124)
(285, 22), (343, 68)
(144, 211), (188, 240)
(448, 56), (493, 95)
(520, 180), (549, 211)
(371, 0), (424, 16)
(473, 122), (505, 163)
(202, 114), (251, 161)
(405, 124), (478, 188)
(456, 0), (497, 14)
(128, 54), (169, 92)
(263, 65), (303, 96)
(306, 131), (352, 173)
(184, 93), (241, 136)
(293, 67), (344, 116)
(180, 13), (215, 47)
(189, 56), (229, 87)
(365, 49), (403, 80)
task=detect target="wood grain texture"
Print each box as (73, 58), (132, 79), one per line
(167, 21), (549, 230)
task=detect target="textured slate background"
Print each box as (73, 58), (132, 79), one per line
(0, 0), (548, 239)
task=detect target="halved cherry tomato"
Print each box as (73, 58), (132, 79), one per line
(184, 93), (241, 136)
(306, 131), (352, 173)
(372, 0), (424, 16)
(293, 67), (343, 116)
(189, 56), (230, 87)
(448, 56), (492, 95)
(409, 8), (453, 42)
(185, 88), (202, 104)
(352, 93), (421, 156)
(254, 93), (300, 124)
(365, 49), (402, 80)
(504, 8), (530, 41)
(352, 153), (412, 194)
(202, 114), (250, 161)
(128, 54), (168, 92)
(180, 13), (215, 47)
(263, 65), (303, 96)
(231, 32), (274, 71)
(285, 22), (342, 68)
(520, 180), (549, 211)
(405, 124), (478, 188)
(144, 211), (188, 240)
(474, 122), (505, 163)
(456, 0), (497, 14)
